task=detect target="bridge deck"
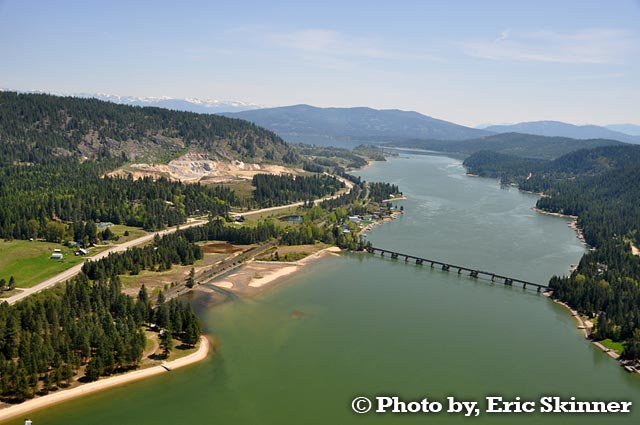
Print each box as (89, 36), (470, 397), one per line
(368, 247), (550, 292)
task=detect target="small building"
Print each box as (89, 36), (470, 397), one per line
(348, 216), (360, 223)
(97, 222), (114, 228)
(53, 248), (62, 253)
(75, 248), (89, 256)
(51, 252), (63, 260)
(342, 229), (351, 234)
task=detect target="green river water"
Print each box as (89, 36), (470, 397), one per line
(11, 153), (640, 424)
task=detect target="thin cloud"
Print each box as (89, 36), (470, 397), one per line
(560, 72), (624, 81)
(231, 27), (442, 70)
(458, 28), (638, 64)
(269, 29), (388, 59)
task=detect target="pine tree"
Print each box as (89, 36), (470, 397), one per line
(160, 330), (172, 359)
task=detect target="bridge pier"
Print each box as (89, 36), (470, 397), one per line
(430, 262), (434, 268)
(504, 278), (513, 286)
(416, 259), (423, 265)
(491, 274), (496, 282)
(391, 252), (398, 259)
(442, 264), (450, 271)
(470, 270), (479, 278)
(405, 256), (409, 262)
(458, 268), (462, 274)
(537, 286), (541, 293)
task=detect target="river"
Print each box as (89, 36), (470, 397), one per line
(13, 153), (640, 424)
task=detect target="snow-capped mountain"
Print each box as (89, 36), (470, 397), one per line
(86, 93), (264, 113)
(1, 88), (263, 113)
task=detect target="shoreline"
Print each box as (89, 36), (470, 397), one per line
(548, 296), (640, 375)
(359, 211), (402, 235)
(547, 296), (593, 338)
(0, 336), (210, 423)
(382, 195), (407, 202)
(532, 207), (588, 247)
(203, 246), (342, 295)
(250, 246), (342, 288)
(473, 173), (639, 376)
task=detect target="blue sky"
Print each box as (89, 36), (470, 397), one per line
(1, 0), (639, 126)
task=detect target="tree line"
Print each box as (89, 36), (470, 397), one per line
(251, 173), (345, 207)
(368, 182), (401, 202)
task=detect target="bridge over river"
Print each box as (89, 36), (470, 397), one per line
(366, 246), (551, 293)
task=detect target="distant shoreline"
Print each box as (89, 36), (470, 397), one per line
(468, 170), (640, 376)
(532, 207), (588, 247)
(0, 336), (210, 423)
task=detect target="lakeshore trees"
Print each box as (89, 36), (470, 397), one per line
(0, 274), (202, 400)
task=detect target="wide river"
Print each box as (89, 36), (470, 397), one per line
(15, 153), (640, 424)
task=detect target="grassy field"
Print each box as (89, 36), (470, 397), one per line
(0, 240), (85, 289)
(599, 338), (625, 355)
(104, 224), (148, 243)
(243, 205), (305, 222)
(0, 225), (148, 292)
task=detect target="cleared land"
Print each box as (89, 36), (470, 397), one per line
(0, 225), (146, 291)
(0, 240), (85, 289)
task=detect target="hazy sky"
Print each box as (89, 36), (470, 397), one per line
(1, 0), (639, 126)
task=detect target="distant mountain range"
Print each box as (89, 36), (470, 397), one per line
(386, 132), (626, 160)
(87, 93), (263, 114)
(6, 88), (639, 146)
(0, 88), (263, 114)
(220, 105), (491, 147)
(483, 121), (640, 144)
(605, 124), (640, 136)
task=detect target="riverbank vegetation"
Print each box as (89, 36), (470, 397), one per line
(0, 274), (200, 402)
(463, 145), (640, 361)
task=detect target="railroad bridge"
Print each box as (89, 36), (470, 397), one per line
(366, 246), (550, 293)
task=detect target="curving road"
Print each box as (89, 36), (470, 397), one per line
(4, 174), (356, 305)
(4, 218), (209, 305)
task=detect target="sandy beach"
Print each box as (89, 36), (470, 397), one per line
(202, 246), (341, 296)
(0, 336), (210, 423)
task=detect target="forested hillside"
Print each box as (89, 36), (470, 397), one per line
(463, 145), (640, 360)
(221, 104), (489, 147)
(0, 157), (238, 239)
(0, 91), (297, 164)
